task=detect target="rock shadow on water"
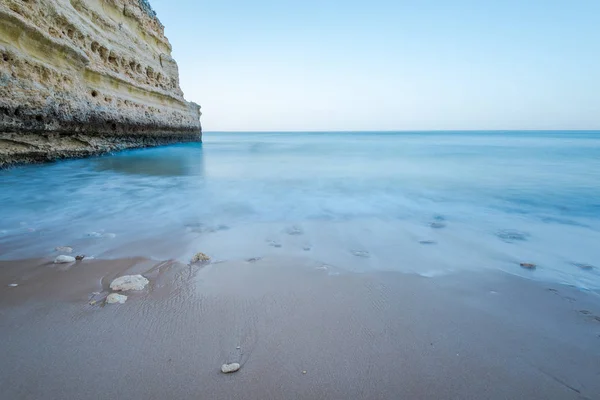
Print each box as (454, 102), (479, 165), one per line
(94, 145), (205, 177)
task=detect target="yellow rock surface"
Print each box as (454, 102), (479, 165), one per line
(0, 0), (201, 167)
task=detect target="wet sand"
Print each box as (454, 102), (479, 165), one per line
(1, 256), (599, 399)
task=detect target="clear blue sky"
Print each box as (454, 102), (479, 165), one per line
(151, 0), (600, 131)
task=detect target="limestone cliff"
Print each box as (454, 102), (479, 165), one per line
(0, 0), (201, 167)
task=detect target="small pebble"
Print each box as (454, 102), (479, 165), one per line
(520, 262), (536, 269)
(221, 363), (241, 373)
(86, 232), (103, 238)
(75, 255), (86, 261)
(302, 371), (307, 374)
(246, 257), (261, 263)
(303, 246), (312, 251)
(575, 263), (594, 270)
(419, 240), (436, 245)
(236, 346), (241, 350)
(351, 250), (370, 258)
(106, 293), (128, 304)
(55, 255), (76, 264)
(8, 283), (18, 287)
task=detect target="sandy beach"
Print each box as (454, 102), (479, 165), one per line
(1, 255), (599, 399)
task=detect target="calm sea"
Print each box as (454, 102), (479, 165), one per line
(1, 131), (599, 288)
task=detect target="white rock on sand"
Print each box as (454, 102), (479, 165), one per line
(110, 275), (149, 291)
(55, 246), (73, 253)
(106, 293), (128, 304)
(221, 363), (241, 373)
(54, 255), (76, 264)
(8, 284), (18, 287)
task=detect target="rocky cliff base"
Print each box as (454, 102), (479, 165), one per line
(0, 132), (199, 167)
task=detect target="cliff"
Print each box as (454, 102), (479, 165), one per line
(0, 0), (201, 167)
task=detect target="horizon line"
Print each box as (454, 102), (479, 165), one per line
(203, 129), (600, 133)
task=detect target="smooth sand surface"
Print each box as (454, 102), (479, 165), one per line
(1, 256), (599, 399)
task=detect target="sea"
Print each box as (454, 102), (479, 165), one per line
(1, 131), (599, 289)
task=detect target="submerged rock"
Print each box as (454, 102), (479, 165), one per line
(429, 222), (447, 229)
(54, 255), (76, 264)
(246, 257), (262, 263)
(55, 246), (73, 253)
(221, 363), (241, 373)
(419, 240), (437, 245)
(75, 255), (86, 261)
(285, 225), (304, 235)
(496, 229), (530, 243)
(574, 263), (594, 270)
(351, 250), (370, 258)
(110, 275), (149, 291)
(106, 293), (128, 304)
(191, 252), (211, 263)
(86, 232), (103, 238)
(520, 262), (536, 269)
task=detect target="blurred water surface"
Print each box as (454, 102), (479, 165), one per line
(1, 131), (599, 288)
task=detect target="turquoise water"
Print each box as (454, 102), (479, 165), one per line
(1, 131), (600, 288)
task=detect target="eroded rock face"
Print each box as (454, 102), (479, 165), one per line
(0, 0), (201, 167)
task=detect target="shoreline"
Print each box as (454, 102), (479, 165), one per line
(0, 132), (202, 169)
(1, 255), (599, 399)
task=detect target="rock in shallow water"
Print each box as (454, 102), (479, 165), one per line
(496, 229), (530, 243)
(520, 262), (536, 269)
(110, 275), (149, 291)
(221, 363), (241, 373)
(55, 246), (73, 253)
(191, 252), (211, 263)
(106, 293), (128, 304)
(75, 255), (86, 261)
(429, 222), (447, 229)
(351, 250), (370, 258)
(54, 255), (76, 264)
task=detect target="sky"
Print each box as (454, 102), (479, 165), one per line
(150, 0), (600, 131)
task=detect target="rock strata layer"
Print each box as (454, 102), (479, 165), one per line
(0, 0), (201, 167)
